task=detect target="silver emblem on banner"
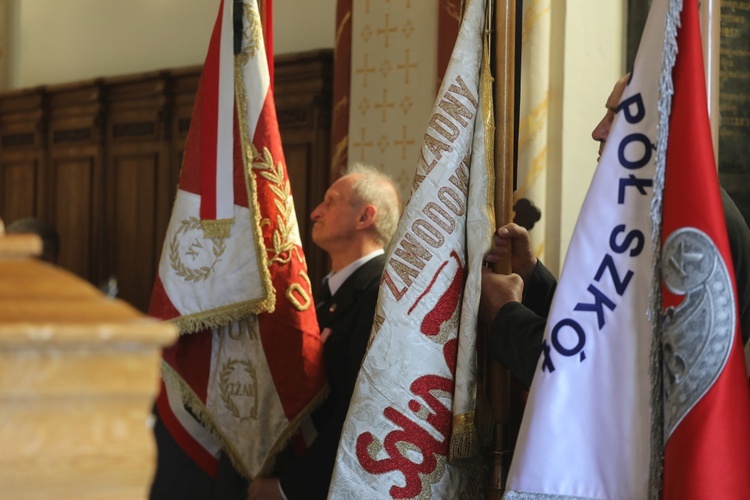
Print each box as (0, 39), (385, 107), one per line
(661, 227), (735, 439)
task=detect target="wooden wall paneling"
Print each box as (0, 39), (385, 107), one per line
(274, 49), (334, 296)
(47, 82), (105, 284)
(104, 72), (172, 312)
(0, 50), (333, 314)
(0, 89), (47, 225)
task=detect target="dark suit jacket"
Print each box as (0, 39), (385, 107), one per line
(491, 260), (556, 388)
(279, 254), (385, 500)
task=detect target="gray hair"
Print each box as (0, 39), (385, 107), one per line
(345, 163), (403, 246)
(6, 217), (60, 260)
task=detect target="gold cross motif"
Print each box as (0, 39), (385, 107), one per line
(397, 49), (418, 84)
(356, 53), (376, 87)
(377, 13), (397, 48)
(399, 95), (413, 115)
(380, 58), (392, 78)
(394, 125), (415, 160)
(377, 134), (390, 153)
(401, 20), (415, 39)
(360, 24), (373, 43)
(358, 97), (371, 116)
(353, 127), (373, 161)
(374, 89), (395, 123)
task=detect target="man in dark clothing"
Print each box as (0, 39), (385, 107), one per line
(248, 164), (402, 500)
(5, 217), (60, 264)
(481, 76), (750, 387)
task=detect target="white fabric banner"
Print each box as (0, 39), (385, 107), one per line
(329, 0), (491, 497)
(504, 1), (667, 498)
(152, 0), (273, 334)
(159, 190), (266, 316)
(204, 318), (289, 476)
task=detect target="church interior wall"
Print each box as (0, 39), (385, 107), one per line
(0, 0), (628, 279)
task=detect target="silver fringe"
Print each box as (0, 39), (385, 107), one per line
(504, 491), (596, 500)
(647, 0), (682, 498)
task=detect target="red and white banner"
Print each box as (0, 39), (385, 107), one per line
(505, 0), (750, 498)
(150, 0), (272, 332)
(151, 0), (326, 479)
(659, 0), (750, 496)
(329, 0), (493, 496)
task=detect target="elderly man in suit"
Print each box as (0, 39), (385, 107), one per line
(248, 164), (402, 500)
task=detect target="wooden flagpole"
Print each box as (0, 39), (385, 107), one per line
(488, 0), (516, 496)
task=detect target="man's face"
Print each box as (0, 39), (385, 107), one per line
(310, 174), (363, 253)
(591, 74), (630, 162)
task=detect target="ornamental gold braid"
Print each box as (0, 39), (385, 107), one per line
(239, 1), (262, 67)
(169, 217), (227, 282)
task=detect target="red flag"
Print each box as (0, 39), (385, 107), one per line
(151, 0), (325, 481)
(661, 1), (750, 496)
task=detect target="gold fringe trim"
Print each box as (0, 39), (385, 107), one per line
(450, 412), (479, 460)
(173, 300), (271, 334)
(246, 383), (330, 479)
(201, 218), (233, 239)
(162, 361), (221, 436)
(234, 57), (276, 312)
(162, 360), (331, 480)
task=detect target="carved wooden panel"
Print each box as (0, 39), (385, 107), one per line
(104, 73), (172, 312)
(50, 157), (98, 280)
(0, 50), (334, 312)
(0, 90), (47, 224)
(109, 152), (161, 312)
(1, 160), (39, 222)
(46, 82), (104, 284)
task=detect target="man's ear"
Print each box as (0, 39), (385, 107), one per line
(357, 205), (377, 228)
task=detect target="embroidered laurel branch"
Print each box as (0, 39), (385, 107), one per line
(239, 1), (261, 67)
(169, 217), (225, 282)
(218, 359), (255, 421)
(250, 143), (298, 265)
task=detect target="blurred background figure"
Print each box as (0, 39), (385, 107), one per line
(5, 217), (60, 265)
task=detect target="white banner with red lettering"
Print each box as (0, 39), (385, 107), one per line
(149, 0), (273, 335)
(328, 0), (492, 497)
